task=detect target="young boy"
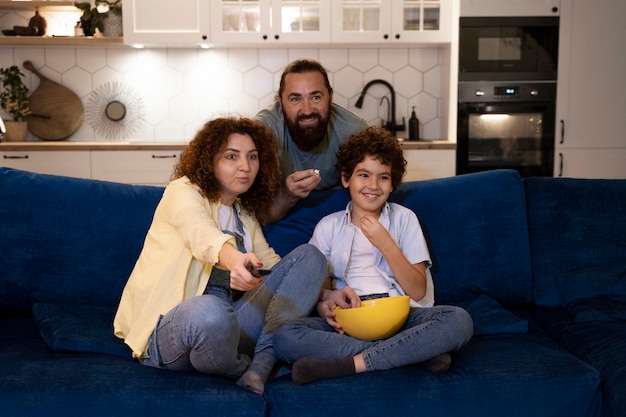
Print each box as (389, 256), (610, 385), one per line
(273, 127), (473, 385)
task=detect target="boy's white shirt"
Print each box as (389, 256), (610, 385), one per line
(309, 201), (435, 308)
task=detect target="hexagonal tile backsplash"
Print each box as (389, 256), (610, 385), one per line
(0, 45), (444, 143)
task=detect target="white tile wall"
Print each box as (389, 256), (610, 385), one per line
(1, 16), (446, 143)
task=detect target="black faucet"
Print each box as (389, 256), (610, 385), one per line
(355, 79), (406, 137)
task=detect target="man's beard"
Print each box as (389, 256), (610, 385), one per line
(285, 112), (330, 152)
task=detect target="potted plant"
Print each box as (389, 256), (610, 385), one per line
(0, 65), (31, 141)
(75, 1), (122, 37)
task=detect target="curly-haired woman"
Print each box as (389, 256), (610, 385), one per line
(114, 117), (327, 395)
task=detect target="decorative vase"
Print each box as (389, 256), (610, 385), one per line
(4, 120), (28, 142)
(101, 13), (123, 37)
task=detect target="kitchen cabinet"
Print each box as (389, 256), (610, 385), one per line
(91, 150), (178, 185)
(403, 147), (456, 181)
(122, 0), (211, 46)
(1, 150), (91, 179)
(331, 0), (453, 44)
(554, 0), (626, 178)
(1, 145), (183, 186)
(460, 0), (560, 16)
(556, 149), (626, 179)
(210, 0), (330, 45)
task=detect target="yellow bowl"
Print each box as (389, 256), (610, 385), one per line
(333, 295), (410, 341)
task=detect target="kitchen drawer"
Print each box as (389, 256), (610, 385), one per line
(91, 150), (180, 186)
(1, 150), (91, 179)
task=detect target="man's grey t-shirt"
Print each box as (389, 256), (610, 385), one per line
(255, 102), (368, 190)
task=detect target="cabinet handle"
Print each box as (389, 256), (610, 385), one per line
(3, 155), (29, 159)
(383, 34), (389, 39)
(274, 34), (279, 40)
(395, 34), (400, 39)
(558, 153), (563, 177)
(560, 120), (564, 144)
(152, 154), (177, 159)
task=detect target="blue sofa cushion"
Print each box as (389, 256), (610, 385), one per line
(265, 318), (601, 417)
(0, 168), (164, 311)
(533, 307), (626, 417)
(33, 303), (131, 358)
(457, 295), (528, 335)
(263, 188), (349, 257)
(1, 316), (267, 417)
(390, 170), (532, 306)
(525, 177), (626, 307)
(566, 295), (626, 323)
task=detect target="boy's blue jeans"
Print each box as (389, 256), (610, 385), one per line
(143, 244), (326, 379)
(274, 304), (473, 371)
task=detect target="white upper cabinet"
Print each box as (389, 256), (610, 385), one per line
(460, 0), (560, 16)
(123, 0), (211, 47)
(210, 0), (331, 45)
(122, 0), (454, 47)
(332, 0), (453, 44)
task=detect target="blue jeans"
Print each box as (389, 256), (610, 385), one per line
(143, 244), (327, 379)
(273, 305), (473, 371)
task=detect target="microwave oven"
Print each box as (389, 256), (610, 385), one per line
(459, 16), (559, 81)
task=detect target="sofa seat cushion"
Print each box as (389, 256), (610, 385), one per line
(265, 320), (601, 417)
(0, 316), (267, 417)
(525, 177), (626, 307)
(457, 295), (528, 335)
(566, 295), (626, 323)
(33, 303), (131, 358)
(533, 306), (626, 417)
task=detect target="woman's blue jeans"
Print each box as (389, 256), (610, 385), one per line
(143, 244), (327, 379)
(273, 304), (473, 371)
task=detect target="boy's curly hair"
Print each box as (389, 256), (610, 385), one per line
(336, 127), (406, 190)
(173, 117), (280, 224)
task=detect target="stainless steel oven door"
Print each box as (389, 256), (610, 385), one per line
(457, 82), (556, 177)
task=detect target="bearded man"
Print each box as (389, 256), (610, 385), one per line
(255, 59), (368, 222)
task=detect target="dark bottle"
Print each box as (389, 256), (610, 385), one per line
(409, 106), (419, 141)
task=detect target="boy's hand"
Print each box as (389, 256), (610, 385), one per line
(317, 287), (360, 333)
(360, 215), (395, 251)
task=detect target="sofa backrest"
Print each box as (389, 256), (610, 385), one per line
(525, 177), (626, 307)
(0, 168), (164, 312)
(264, 169), (533, 306)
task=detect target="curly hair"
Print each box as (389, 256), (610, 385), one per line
(336, 127), (406, 190)
(172, 117), (280, 224)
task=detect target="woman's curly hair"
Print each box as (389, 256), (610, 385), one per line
(336, 126), (406, 190)
(173, 117), (280, 224)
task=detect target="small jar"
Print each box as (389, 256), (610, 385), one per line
(74, 21), (83, 37)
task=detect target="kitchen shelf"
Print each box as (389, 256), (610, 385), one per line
(0, 36), (125, 46)
(0, 1), (75, 11)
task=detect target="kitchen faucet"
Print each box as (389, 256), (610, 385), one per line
(355, 79), (405, 137)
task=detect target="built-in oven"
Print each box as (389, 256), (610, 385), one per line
(457, 81), (556, 177)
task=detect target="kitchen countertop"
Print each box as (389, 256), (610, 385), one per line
(0, 140), (456, 151)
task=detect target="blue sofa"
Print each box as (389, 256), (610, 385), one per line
(1, 166), (623, 417)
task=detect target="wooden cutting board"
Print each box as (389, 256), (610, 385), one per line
(24, 60), (84, 141)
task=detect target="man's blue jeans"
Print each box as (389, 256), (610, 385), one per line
(273, 304), (473, 371)
(143, 244), (326, 379)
